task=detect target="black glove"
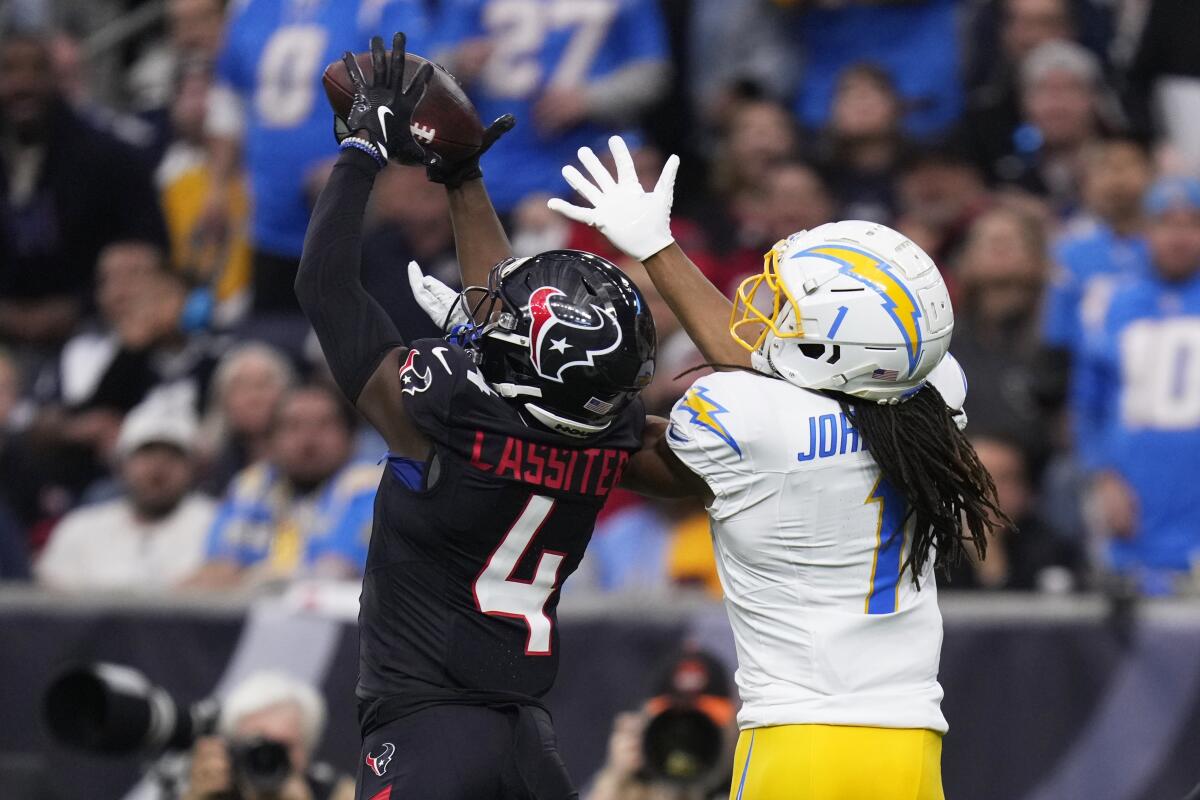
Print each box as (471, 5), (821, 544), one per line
(426, 113), (516, 188)
(340, 32), (434, 165)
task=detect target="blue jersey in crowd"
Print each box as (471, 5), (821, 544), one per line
(1043, 217), (1151, 353)
(434, 0), (668, 212)
(1073, 270), (1200, 573)
(793, 0), (961, 138)
(215, 0), (430, 258)
(205, 460), (382, 573)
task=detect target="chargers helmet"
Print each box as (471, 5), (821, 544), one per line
(730, 221), (953, 402)
(452, 250), (656, 437)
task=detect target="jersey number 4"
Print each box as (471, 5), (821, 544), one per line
(473, 495), (566, 655)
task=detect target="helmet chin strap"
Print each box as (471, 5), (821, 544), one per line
(523, 403), (612, 438)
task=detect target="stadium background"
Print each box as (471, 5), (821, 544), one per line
(2, 0), (1200, 798)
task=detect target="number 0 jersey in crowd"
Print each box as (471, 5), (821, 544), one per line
(357, 339), (644, 717)
(666, 362), (969, 735)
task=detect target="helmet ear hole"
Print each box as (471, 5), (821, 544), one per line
(799, 343), (826, 360)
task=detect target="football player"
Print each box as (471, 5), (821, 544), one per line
(294, 36), (655, 800)
(537, 138), (1008, 799)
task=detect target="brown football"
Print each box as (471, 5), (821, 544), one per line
(322, 51), (484, 164)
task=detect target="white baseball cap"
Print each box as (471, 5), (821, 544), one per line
(116, 396), (198, 459)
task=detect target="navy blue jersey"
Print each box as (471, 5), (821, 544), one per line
(357, 339), (644, 705)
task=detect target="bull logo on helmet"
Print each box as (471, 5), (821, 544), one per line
(527, 286), (623, 383)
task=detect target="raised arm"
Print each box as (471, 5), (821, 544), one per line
(295, 33), (434, 457)
(547, 136), (751, 369)
(427, 115), (517, 296)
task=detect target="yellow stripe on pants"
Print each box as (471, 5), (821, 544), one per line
(730, 724), (944, 800)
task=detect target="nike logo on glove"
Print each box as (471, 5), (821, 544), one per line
(376, 106), (394, 159)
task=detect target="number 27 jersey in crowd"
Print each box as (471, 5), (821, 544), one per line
(357, 339), (644, 717)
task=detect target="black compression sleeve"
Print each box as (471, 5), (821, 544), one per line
(295, 148), (404, 404)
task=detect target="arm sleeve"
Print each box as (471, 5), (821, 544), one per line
(294, 149), (405, 404)
(1071, 318), (1118, 473)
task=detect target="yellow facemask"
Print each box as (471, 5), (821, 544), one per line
(729, 240), (807, 352)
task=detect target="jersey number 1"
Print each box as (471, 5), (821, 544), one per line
(473, 495), (565, 655)
(864, 478), (907, 615)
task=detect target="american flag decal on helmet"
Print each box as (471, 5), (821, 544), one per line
(872, 368), (900, 381)
(584, 396), (614, 415)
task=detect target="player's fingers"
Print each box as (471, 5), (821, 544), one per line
(406, 259), (427, 295)
(654, 153), (680, 202)
(390, 32), (407, 84)
(608, 136), (637, 186)
(561, 165), (604, 208)
(342, 51), (366, 91)
(370, 36), (387, 88)
(405, 62), (434, 97)
(482, 114), (516, 149)
(547, 197), (597, 226)
(577, 146), (616, 192)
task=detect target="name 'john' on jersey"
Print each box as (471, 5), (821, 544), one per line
(357, 338), (644, 706)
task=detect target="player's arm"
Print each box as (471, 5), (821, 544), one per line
(548, 136), (752, 369)
(621, 416), (713, 500)
(427, 116), (517, 297)
(295, 34), (435, 457)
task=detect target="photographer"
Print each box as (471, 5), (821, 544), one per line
(182, 672), (351, 800)
(586, 652), (735, 800)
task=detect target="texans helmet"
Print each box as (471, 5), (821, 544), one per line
(451, 250), (656, 438)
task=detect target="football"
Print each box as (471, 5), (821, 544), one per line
(322, 51), (484, 164)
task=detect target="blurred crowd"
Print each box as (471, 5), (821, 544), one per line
(2, 0), (1200, 599)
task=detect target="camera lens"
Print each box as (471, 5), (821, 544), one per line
(642, 707), (723, 783)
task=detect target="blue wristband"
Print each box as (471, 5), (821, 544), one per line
(340, 137), (386, 167)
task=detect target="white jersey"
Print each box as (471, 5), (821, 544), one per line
(666, 358), (968, 734)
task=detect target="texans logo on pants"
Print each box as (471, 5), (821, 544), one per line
(365, 741), (395, 777)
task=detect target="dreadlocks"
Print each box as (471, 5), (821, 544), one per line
(837, 384), (1010, 587)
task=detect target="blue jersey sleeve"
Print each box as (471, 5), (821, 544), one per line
(1070, 309), (1119, 472)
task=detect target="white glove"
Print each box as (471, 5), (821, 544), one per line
(547, 135), (680, 262)
(406, 261), (469, 331)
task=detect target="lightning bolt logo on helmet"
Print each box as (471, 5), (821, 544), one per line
(526, 286), (623, 382)
(803, 245), (924, 376)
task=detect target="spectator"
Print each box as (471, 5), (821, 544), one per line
(127, 0), (227, 112)
(0, 347), (43, 530)
(360, 166), (458, 343)
(183, 671), (353, 800)
(158, 59), (254, 327)
(978, 40), (1118, 214)
(1124, 0), (1200, 171)
(950, 208), (1051, 467)
(27, 241), (222, 506)
(938, 434), (1078, 591)
(718, 159), (836, 295)
(960, 0), (1075, 154)
(706, 99), (799, 258)
(187, 384), (381, 588)
(811, 63), (909, 224)
(437, 0), (670, 214)
(895, 147), (991, 269)
(0, 28), (167, 348)
(1042, 135), (1153, 364)
(788, 0), (963, 138)
(685, 0), (794, 133)
(199, 0), (431, 318)
(34, 396), (214, 591)
(200, 342), (296, 496)
(1073, 176), (1200, 594)
(586, 495), (715, 596)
